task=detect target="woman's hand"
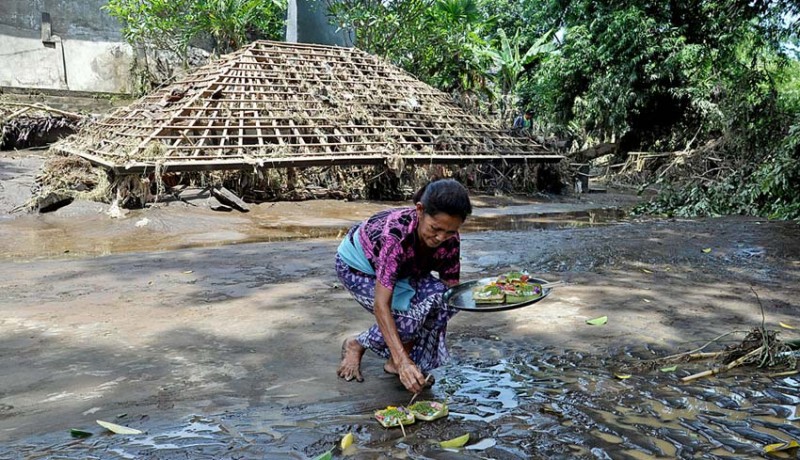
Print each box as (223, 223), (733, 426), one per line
(372, 284), (427, 393)
(397, 359), (427, 393)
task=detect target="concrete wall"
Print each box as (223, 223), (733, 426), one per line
(0, 0), (352, 94)
(0, 1), (133, 93)
(286, 0), (353, 46)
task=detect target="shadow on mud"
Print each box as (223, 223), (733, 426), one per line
(7, 342), (798, 459)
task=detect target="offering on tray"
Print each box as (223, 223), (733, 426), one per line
(505, 281), (543, 303)
(496, 271), (530, 284)
(472, 271), (543, 304)
(374, 406), (415, 428)
(471, 283), (505, 304)
(408, 400), (449, 421)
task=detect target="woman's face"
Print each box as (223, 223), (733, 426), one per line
(415, 203), (464, 248)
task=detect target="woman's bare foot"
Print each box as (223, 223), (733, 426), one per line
(383, 360), (399, 375)
(337, 337), (365, 382)
(384, 341), (414, 375)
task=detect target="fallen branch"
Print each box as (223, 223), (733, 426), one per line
(0, 102), (83, 121)
(1, 106), (32, 123)
(655, 330), (749, 363)
(687, 351), (724, 360)
(767, 369), (799, 378)
(681, 345), (765, 382)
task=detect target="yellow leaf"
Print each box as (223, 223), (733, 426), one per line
(96, 420), (142, 435)
(764, 440), (799, 453)
(702, 248), (712, 253)
(615, 373), (632, 379)
(642, 268), (653, 274)
(340, 432), (354, 450)
(586, 316), (608, 326)
(440, 433), (470, 448)
(779, 322), (797, 330)
(660, 365), (678, 373)
(182, 270), (193, 274)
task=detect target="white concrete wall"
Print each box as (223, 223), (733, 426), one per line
(62, 38), (133, 93)
(0, 25), (67, 89)
(0, 24), (133, 93)
(0, 1), (134, 94)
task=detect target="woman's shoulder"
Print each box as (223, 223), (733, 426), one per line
(362, 207), (415, 239)
(366, 207), (415, 227)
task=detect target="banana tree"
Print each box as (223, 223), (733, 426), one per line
(473, 28), (555, 122)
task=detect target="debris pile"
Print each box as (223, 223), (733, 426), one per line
(0, 102), (84, 150)
(622, 289), (798, 381)
(24, 153), (110, 213)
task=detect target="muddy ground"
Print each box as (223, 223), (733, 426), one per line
(1, 149), (799, 459)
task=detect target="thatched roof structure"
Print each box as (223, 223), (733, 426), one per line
(54, 41), (561, 175)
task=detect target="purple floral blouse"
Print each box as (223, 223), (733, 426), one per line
(356, 207), (461, 290)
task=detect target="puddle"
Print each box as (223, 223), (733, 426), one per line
(6, 347), (797, 459)
(465, 207), (627, 232)
(0, 202), (629, 260)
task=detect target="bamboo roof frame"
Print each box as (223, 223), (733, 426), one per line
(54, 41), (562, 175)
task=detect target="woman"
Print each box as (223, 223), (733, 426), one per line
(335, 179), (472, 393)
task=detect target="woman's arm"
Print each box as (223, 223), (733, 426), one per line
(374, 283), (427, 393)
(443, 279), (459, 288)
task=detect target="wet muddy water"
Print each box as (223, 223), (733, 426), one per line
(0, 199), (628, 260)
(3, 197), (797, 459)
(6, 343), (798, 459)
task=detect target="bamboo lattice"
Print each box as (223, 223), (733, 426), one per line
(54, 41), (561, 174)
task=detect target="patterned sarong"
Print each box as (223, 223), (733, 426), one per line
(335, 254), (459, 372)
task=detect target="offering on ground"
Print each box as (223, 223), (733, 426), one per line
(374, 406), (415, 428)
(408, 400), (449, 421)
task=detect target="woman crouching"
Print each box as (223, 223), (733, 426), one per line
(335, 178), (472, 393)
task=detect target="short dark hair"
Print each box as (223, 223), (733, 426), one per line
(412, 179), (472, 221)
(525, 109), (534, 116)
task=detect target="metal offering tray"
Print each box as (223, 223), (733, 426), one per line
(444, 277), (558, 312)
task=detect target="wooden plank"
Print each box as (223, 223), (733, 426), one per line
(211, 186), (250, 212)
(95, 120), (519, 137)
(272, 118), (284, 145)
(59, 148), (563, 174)
(237, 84), (245, 156)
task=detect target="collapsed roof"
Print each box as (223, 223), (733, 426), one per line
(54, 40), (561, 175)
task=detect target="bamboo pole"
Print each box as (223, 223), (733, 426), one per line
(681, 346), (764, 383)
(687, 351), (724, 360)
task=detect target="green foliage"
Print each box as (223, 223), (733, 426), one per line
(104, 0), (286, 55)
(633, 115), (800, 220)
(108, 0), (800, 219)
(327, 0), (501, 107)
(326, 0), (434, 59)
(191, 0), (286, 51)
(104, 0), (189, 54)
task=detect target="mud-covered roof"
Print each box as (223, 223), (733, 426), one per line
(55, 41), (561, 174)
